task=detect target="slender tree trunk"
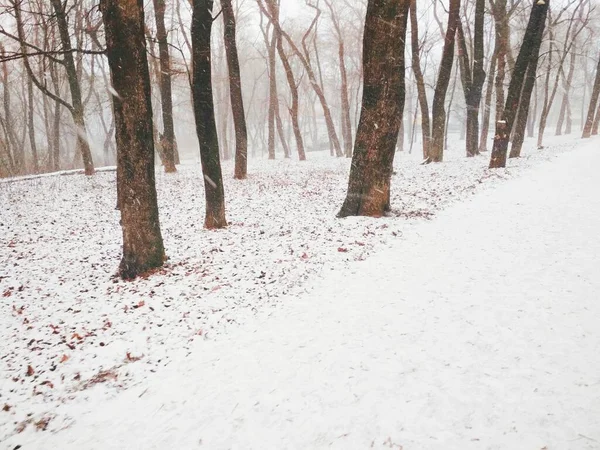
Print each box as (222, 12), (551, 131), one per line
(556, 50), (576, 135)
(26, 72), (38, 173)
(50, 0), (95, 175)
(479, 51), (497, 152)
(153, 0), (178, 172)
(409, 0), (431, 160)
(489, 0), (548, 168)
(266, 0), (306, 160)
(191, 0), (227, 229)
(456, 0), (485, 157)
(267, 26), (277, 159)
(101, 0), (166, 280)
(582, 51), (600, 138)
(429, 0), (460, 163)
(338, 0), (410, 218)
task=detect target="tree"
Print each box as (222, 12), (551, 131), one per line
(100, 0), (166, 279)
(428, 0), (461, 163)
(456, 0), (486, 157)
(409, 0), (431, 160)
(338, 0), (410, 218)
(152, 0), (178, 173)
(489, 0), (549, 168)
(325, 0), (353, 158)
(582, 50), (600, 138)
(221, 0), (248, 178)
(191, 0), (228, 229)
(10, 0), (96, 175)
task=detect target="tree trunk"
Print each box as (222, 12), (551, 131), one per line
(265, 0), (306, 160)
(50, 0), (95, 175)
(266, 23), (277, 160)
(325, 0), (353, 158)
(555, 50), (576, 135)
(582, 51), (600, 138)
(26, 71), (38, 173)
(152, 0), (178, 173)
(409, 0), (431, 160)
(101, 0), (166, 280)
(338, 0), (409, 218)
(479, 51), (497, 152)
(489, 0), (548, 168)
(191, 0), (228, 229)
(429, 0), (460, 163)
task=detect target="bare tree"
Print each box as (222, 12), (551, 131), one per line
(456, 0), (486, 157)
(221, 0), (249, 178)
(191, 0), (227, 229)
(428, 0), (461, 163)
(582, 50), (600, 138)
(100, 0), (166, 279)
(489, 0), (548, 168)
(152, 0), (178, 173)
(338, 0), (410, 217)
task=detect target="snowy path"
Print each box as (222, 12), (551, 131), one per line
(9, 140), (600, 449)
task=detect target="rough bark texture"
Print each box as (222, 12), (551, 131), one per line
(152, 0), (177, 173)
(409, 0), (430, 160)
(582, 51), (600, 138)
(101, 0), (166, 280)
(221, 0), (248, 178)
(489, 0), (548, 168)
(338, 0), (409, 218)
(267, 24), (277, 160)
(191, 0), (228, 229)
(50, 0), (95, 175)
(429, 0), (460, 163)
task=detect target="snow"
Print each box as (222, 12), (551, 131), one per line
(1, 136), (599, 448)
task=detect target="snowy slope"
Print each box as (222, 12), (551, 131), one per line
(1, 137), (598, 448)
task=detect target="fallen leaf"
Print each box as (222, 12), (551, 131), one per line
(338, 247), (349, 253)
(26, 365), (34, 376)
(59, 354), (69, 363)
(2, 404), (10, 412)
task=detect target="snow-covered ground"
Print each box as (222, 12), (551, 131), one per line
(1, 136), (599, 448)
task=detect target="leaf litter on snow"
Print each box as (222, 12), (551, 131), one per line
(0, 136), (579, 438)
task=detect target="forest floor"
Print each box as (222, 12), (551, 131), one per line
(1, 136), (599, 449)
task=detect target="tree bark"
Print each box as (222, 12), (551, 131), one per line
(101, 0), (166, 280)
(409, 0), (431, 160)
(338, 0), (410, 218)
(152, 0), (178, 173)
(429, 0), (461, 163)
(191, 0), (228, 229)
(489, 0), (548, 168)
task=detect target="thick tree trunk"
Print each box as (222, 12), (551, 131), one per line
(50, 0), (95, 175)
(101, 0), (166, 280)
(409, 0), (431, 160)
(191, 0), (228, 229)
(338, 0), (409, 218)
(429, 0), (460, 163)
(489, 0), (548, 168)
(152, 0), (178, 173)
(582, 51), (600, 138)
